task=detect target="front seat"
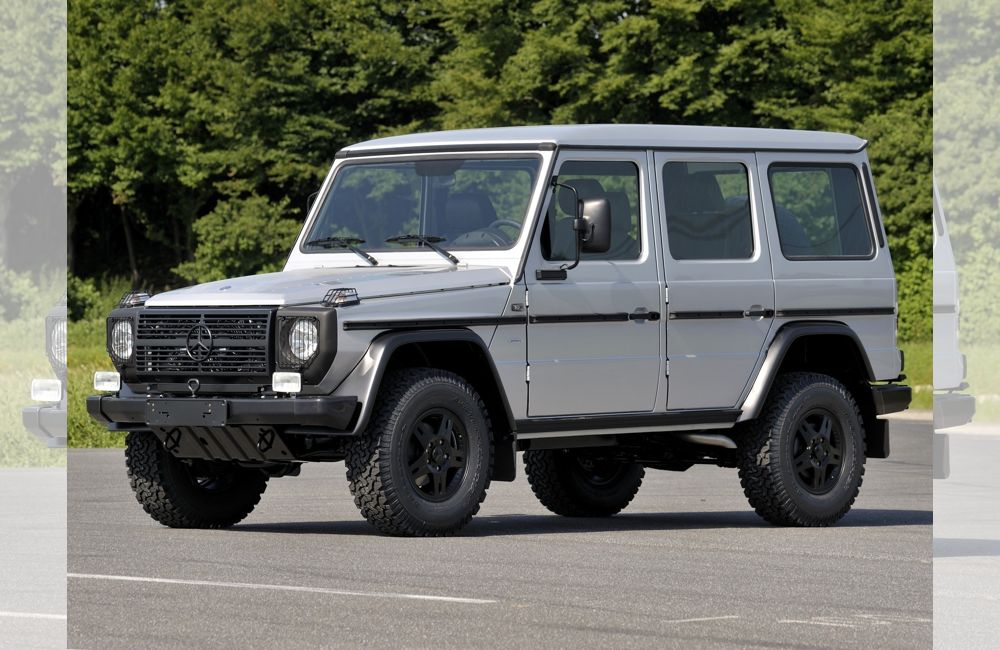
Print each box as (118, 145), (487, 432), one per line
(442, 190), (498, 243)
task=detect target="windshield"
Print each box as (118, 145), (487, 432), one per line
(303, 156), (541, 253)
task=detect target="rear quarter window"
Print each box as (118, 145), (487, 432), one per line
(768, 164), (874, 260)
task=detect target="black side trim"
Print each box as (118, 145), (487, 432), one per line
(775, 307), (895, 318)
(670, 310), (746, 320)
(343, 316), (526, 331)
(515, 409), (740, 435)
(366, 281), (510, 301)
(528, 312), (661, 324)
(529, 313), (625, 324)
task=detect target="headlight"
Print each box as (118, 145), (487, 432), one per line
(287, 318), (319, 363)
(48, 318), (67, 371)
(110, 319), (134, 362)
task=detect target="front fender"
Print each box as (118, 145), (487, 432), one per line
(332, 328), (518, 481)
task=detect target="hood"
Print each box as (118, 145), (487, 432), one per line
(144, 265), (513, 308)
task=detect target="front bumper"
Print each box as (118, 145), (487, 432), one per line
(87, 394), (359, 432)
(21, 404), (67, 448)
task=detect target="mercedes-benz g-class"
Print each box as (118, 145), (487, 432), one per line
(88, 125), (911, 535)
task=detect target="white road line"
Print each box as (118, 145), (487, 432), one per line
(68, 573), (495, 605)
(663, 615), (740, 624)
(779, 619), (858, 628)
(0, 611), (67, 621)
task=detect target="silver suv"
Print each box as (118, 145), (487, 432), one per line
(88, 125), (911, 535)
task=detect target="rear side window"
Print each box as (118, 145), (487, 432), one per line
(662, 161), (753, 260)
(768, 164), (874, 259)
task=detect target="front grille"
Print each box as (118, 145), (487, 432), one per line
(135, 310), (272, 380)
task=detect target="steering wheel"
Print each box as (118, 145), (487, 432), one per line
(489, 219), (522, 233)
(455, 228), (510, 246)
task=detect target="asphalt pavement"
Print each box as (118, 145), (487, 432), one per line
(68, 418), (931, 649)
(0, 467), (67, 649)
(933, 428), (1000, 649)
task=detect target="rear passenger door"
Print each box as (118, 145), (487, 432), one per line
(653, 152), (775, 410)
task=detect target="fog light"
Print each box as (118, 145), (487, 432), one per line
(30, 378), (62, 402)
(272, 372), (302, 394)
(93, 371), (121, 392)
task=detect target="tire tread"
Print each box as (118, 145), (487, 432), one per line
(737, 371), (866, 527)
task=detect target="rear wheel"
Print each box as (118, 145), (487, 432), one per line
(346, 368), (493, 536)
(125, 430), (268, 528)
(737, 372), (865, 526)
(524, 450), (644, 517)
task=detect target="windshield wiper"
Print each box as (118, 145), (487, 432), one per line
(304, 236), (379, 266)
(384, 234), (460, 265)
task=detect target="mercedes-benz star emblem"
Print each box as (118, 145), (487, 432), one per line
(185, 324), (213, 362)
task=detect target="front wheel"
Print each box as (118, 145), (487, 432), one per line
(737, 372), (866, 526)
(346, 368), (493, 536)
(524, 450), (644, 517)
(125, 430), (268, 528)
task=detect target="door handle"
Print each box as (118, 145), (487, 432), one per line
(743, 308), (775, 319)
(628, 310), (661, 322)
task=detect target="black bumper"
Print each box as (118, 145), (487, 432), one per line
(21, 404), (67, 448)
(871, 384), (912, 415)
(87, 394), (359, 433)
(934, 392), (976, 430)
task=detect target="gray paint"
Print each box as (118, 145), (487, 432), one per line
(121, 126), (902, 439)
(341, 124), (867, 156)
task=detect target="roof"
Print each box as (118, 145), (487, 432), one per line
(338, 124), (867, 157)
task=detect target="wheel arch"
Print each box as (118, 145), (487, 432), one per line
(739, 321), (887, 458)
(341, 329), (518, 481)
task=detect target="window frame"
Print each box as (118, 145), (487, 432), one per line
(766, 161), (877, 262)
(299, 153), (543, 255)
(661, 160), (756, 262)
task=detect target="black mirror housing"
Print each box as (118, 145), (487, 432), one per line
(579, 197), (611, 253)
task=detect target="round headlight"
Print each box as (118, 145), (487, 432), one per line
(50, 319), (67, 368)
(110, 320), (134, 361)
(288, 319), (318, 362)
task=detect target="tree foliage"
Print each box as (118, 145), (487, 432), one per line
(69, 0), (931, 339)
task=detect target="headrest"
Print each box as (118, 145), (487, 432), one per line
(558, 178), (607, 215)
(689, 173), (725, 212)
(663, 167), (726, 214)
(444, 191), (498, 231)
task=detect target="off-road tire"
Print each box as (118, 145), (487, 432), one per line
(124, 430), (268, 528)
(524, 450), (644, 517)
(346, 368), (494, 536)
(737, 372), (866, 526)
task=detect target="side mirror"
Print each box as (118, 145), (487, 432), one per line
(577, 197), (611, 253)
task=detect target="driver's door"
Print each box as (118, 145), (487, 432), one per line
(523, 151), (664, 417)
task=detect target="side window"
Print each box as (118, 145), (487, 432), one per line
(541, 160), (640, 261)
(769, 164), (874, 259)
(662, 161), (753, 260)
